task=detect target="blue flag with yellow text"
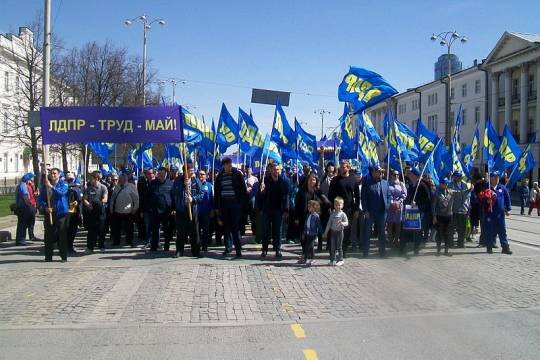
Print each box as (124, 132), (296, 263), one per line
(294, 119), (317, 166)
(88, 142), (115, 164)
(461, 126), (480, 177)
(357, 112), (380, 170)
(338, 67), (398, 113)
(508, 133), (536, 188)
(271, 99), (296, 159)
(338, 103), (357, 160)
(483, 118), (501, 170)
(494, 125), (522, 172)
(239, 108), (265, 158)
(216, 103), (238, 153)
(416, 119), (439, 161)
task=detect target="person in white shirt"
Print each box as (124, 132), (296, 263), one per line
(109, 173), (139, 247)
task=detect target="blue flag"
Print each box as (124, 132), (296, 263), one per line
(294, 119), (317, 166)
(358, 111), (382, 144)
(238, 108), (265, 157)
(357, 112), (380, 171)
(461, 126), (480, 177)
(483, 118), (501, 170)
(416, 119), (439, 161)
(262, 134), (282, 165)
(452, 105), (463, 154)
(88, 142), (115, 163)
(338, 103), (357, 160)
(338, 66), (398, 113)
(216, 103), (238, 153)
(494, 125), (522, 172)
(508, 133), (537, 188)
(271, 98), (296, 159)
(384, 111), (419, 162)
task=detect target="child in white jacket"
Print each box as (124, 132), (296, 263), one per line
(324, 197), (349, 266)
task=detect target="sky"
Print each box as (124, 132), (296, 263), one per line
(1, 0), (539, 138)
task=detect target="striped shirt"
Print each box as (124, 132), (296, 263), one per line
(220, 173), (235, 199)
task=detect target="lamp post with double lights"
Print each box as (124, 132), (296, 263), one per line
(430, 30), (467, 145)
(125, 15), (166, 106)
(314, 109), (331, 139)
(158, 79), (186, 105)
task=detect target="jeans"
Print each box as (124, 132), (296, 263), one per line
(362, 213), (386, 256)
(198, 212), (211, 250)
(150, 212), (174, 251)
(176, 209), (200, 256)
(329, 230), (343, 261)
(67, 213), (80, 250)
(44, 213), (70, 261)
(263, 209), (283, 253)
(221, 200), (241, 253)
(452, 213), (468, 247)
(15, 206), (35, 243)
(302, 234), (317, 260)
(110, 212), (134, 246)
(435, 215), (452, 250)
(86, 209), (106, 251)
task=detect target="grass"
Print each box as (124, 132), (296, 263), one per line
(0, 193), (15, 218)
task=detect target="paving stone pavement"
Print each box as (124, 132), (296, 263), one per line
(0, 246), (539, 328)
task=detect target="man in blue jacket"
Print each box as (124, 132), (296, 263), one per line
(39, 168), (70, 262)
(172, 164), (204, 257)
(197, 169), (213, 253)
(361, 164), (390, 257)
(484, 171), (513, 255)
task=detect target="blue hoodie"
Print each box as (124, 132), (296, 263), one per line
(39, 180), (69, 216)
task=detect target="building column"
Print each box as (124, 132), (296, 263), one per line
(491, 72), (499, 123)
(504, 68), (512, 129)
(520, 63), (529, 143)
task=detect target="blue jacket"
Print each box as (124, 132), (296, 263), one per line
(519, 185), (530, 200)
(304, 213), (322, 236)
(39, 180), (69, 216)
(172, 176), (204, 213)
(198, 181), (214, 214)
(361, 176), (390, 215)
(488, 184), (511, 217)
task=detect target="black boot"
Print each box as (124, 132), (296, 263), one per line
(501, 246), (512, 255)
(487, 246), (493, 254)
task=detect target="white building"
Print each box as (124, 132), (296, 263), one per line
(0, 27), (80, 185)
(366, 31), (540, 181)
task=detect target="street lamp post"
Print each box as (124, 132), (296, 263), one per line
(158, 79), (186, 105)
(314, 109), (331, 139)
(125, 15), (166, 106)
(430, 31), (467, 145)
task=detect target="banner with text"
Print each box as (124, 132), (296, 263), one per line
(40, 106), (183, 144)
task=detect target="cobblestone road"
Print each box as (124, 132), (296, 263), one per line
(1, 245), (539, 328)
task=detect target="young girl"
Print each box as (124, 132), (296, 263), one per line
(299, 200), (322, 265)
(324, 197), (349, 266)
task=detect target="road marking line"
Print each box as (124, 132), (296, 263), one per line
(290, 323), (306, 338)
(303, 349), (318, 360)
(511, 241), (540, 251)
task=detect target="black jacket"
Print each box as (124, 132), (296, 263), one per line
(214, 168), (248, 210)
(328, 174), (360, 212)
(260, 175), (289, 213)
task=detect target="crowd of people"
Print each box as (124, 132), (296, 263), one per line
(12, 156), (523, 264)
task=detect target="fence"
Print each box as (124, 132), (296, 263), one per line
(0, 177), (19, 194)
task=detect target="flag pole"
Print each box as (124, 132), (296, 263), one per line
(386, 109), (391, 180)
(412, 138), (443, 204)
(183, 143), (193, 221)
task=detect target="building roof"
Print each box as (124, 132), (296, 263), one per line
(509, 32), (540, 44)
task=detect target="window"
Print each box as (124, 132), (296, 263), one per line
(398, 103), (406, 114)
(427, 114), (438, 131)
(450, 111), (455, 123)
(428, 93), (438, 106)
(475, 80), (481, 94)
(512, 78), (519, 98)
(461, 84), (467, 97)
(4, 72), (9, 91)
(529, 74), (536, 96)
(462, 109), (466, 125)
(412, 119), (418, 131)
(475, 106), (480, 124)
(450, 87), (455, 100)
(412, 99), (419, 111)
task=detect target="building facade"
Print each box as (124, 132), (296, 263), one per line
(1, 27), (80, 186)
(366, 31), (540, 182)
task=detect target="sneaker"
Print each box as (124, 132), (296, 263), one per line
(296, 258), (306, 264)
(328, 260), (335, 266)
(308, 260), (315, 266)
(15, 241), (27, 246)
(144, 243), (151, 249)
(336, 260), (344, 266)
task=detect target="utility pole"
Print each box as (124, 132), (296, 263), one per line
(314, 109), (331, 139)
(42, 0), (51, 177)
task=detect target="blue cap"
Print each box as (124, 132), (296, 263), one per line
(372, 164), (381, 171)
(453, 171), (463, 177)
(440, 177), (449, 184)
(22, 172), (34, 182)
(354, 168), (363, 174)
(170, 165), (179, 171)
(410, 167), (421, 177)
(490, 170), (501, 177)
